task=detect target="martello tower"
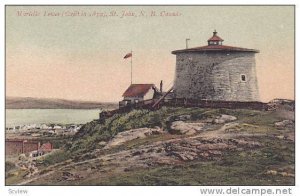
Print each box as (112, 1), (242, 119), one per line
(172, 31), (260, 102)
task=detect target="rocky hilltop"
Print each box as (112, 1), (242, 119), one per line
(6, 101), (295, 185)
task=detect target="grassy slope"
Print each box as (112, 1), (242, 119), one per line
(6, 107), (294, 185)
(69, 107), (286, 153)
(85, 137), (294, 186)
(64, 107), (294, 185)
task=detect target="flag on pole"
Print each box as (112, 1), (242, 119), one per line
(123, 52), (132, 59)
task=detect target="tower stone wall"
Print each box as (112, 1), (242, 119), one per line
(173, 51), (260, 101)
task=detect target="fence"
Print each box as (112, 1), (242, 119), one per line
(99, 98), (267, 122)
(163, 98), (267, 110)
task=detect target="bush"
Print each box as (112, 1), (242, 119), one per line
(42, 150), (71, 166)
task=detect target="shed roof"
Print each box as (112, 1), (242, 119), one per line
(122, 84), (155, 97)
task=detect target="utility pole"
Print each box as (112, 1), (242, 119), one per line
(186, 38), (190, 49)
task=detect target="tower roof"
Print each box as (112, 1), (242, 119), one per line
(172, 45), (259, 54)
(172, 31), (259, 54)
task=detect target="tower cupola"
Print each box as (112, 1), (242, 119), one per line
(207, 30), (224, 45)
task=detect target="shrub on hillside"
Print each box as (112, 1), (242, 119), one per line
(42, 150), (71, 166)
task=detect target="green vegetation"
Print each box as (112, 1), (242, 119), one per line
(78, 136), (294, 186)
(70, 107), (187, 152)
(37, 136), (74, 149)
(40, 150), (71, 166)
(64, 107), (293, 185)
(69, 107), (286, 154)
(7, 106), (294, 185)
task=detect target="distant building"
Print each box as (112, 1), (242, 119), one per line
(30, 142), (53, 157)
(119, 84), (159, 107)
(39, 142), (53, 153)
(172, 30), (260, 101)
(5, 139), (53, 156)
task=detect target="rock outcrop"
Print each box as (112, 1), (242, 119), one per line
(213, 114), (237, 124)
(274, 120), (294, 129)
(105, 127), (163, 148)
(170, 121), (205, 135)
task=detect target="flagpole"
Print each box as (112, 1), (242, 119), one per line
(131, 50), (133, 84)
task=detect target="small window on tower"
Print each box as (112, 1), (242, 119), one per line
(241, 74), (246, 82)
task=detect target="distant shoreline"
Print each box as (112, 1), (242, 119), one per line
(6, 97), (118, 110)
(6, 108), (102, 127)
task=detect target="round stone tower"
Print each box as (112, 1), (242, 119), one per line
(172, 31), (260, 102)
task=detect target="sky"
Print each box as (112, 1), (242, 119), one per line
(6, 6), (294, 102)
